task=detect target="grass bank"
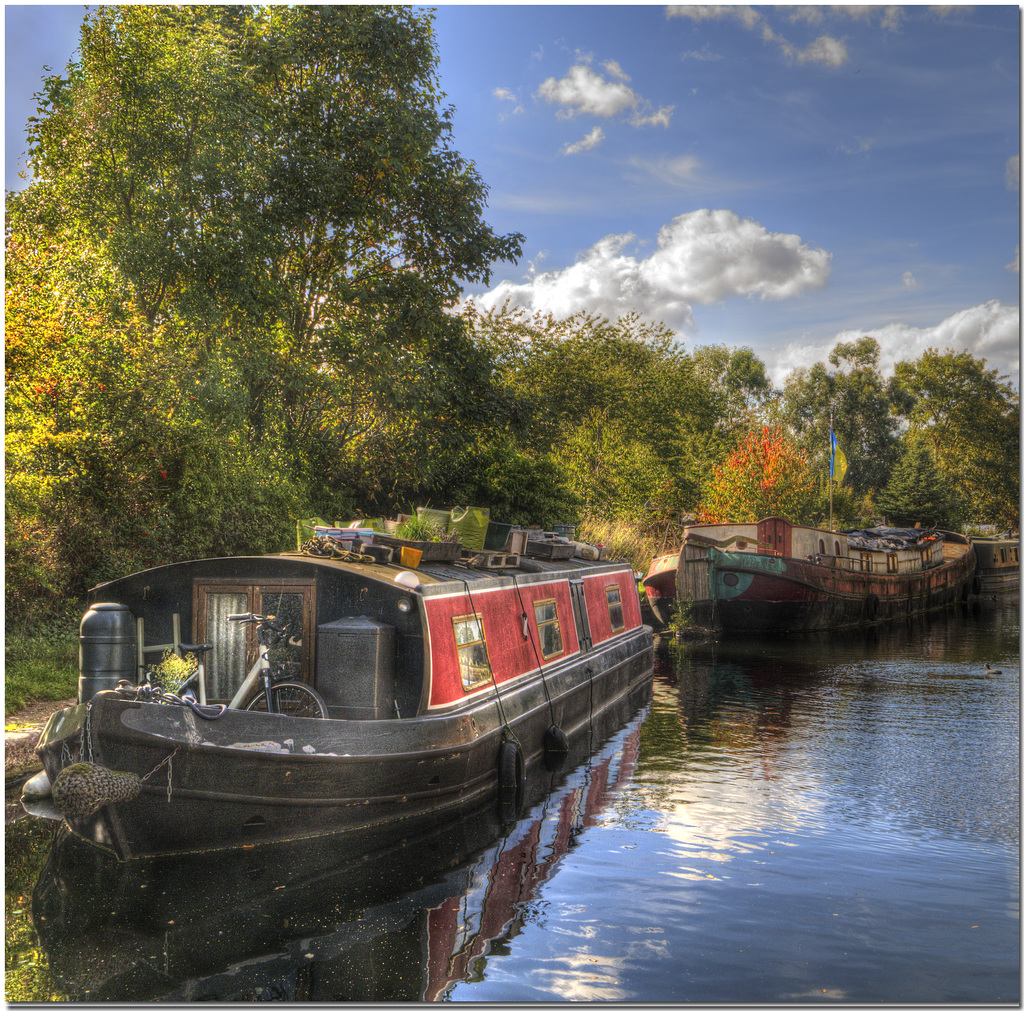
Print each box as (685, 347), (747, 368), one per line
(5, 606), (80, 717)
(577, 517), (664, 574)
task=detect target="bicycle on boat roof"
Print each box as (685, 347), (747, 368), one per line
(171, 612), (328, 719)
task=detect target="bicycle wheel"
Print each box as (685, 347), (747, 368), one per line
(245, 682), (328, 719)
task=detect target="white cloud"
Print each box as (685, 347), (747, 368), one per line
(783, 6), (826, 25)
(1006, 154), (1019, 191)
(493, 87), (523, 119)
(771, 300), (1020, 387)
(628, 154), (702, 186)
(837, 137), (875, 155)
(930, 5), (975, 18)
(563, 126), (605, 155)
(536, 64), (674, 128)
(681, 43), (723, 62)
(763, 25), (849, 67)
(879, 6), (904, 31)
(602, 59), (630, 82)
(675, 4), (902, 32)
(667, 5), (761, 29)
(469, 209), (831, 333)
(537, 64), (637, 118)
(796, 35), (849, 67)
(669, 5), (928, 66)
(1007, 247), (1019, 275)
(902, 271), (917, 288)
(633, 105), (675, 128)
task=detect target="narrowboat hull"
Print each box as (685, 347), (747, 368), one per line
(641, 551), (679, 627)
(33, 681), (652, 1002)
(36, 627), (652, 860)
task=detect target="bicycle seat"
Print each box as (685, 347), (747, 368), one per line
(179, 642), (214, 655)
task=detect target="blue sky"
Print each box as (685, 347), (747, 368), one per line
(6, 5), (1020, 388)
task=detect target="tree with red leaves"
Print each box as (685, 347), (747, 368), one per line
(698, 426), (817, 523)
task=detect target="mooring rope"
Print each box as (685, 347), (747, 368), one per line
(116, 680), (226, 719)
(510, 574), (558, 726)
(460, 578), (520, 748)
(82, 701), (93, 763)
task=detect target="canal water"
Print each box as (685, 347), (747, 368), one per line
(6, 595), (1019, 1002)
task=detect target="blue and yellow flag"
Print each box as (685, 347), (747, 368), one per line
(830, 431), (848, 485)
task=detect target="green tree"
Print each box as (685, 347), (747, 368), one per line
(892, 349), (1019, 528)
(875, 437), (959, 529)
(439, 434), (581, 529)
(692, 344), (776, 435)
(7, 4), (523, 613)
(4, 216), (307, 615)
(778, 336), (900, 495)
(463, 303), (719, 522)
(23, 4), (522, 482)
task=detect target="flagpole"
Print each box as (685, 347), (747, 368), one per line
(829, 409), (833, 532)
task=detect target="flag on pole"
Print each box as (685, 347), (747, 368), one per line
(830, 430), (848, 485)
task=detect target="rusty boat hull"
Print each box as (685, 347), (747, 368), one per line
(643, 518), (977, 634)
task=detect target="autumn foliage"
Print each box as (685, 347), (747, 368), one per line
(697, 426), (817, 524)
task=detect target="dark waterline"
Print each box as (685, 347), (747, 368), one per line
(6, 596), (1019, 1002)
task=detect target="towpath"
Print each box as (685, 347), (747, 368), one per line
(6, 697), (76, 784)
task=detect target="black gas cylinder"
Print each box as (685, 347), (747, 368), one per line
(78, 602), (136, 703)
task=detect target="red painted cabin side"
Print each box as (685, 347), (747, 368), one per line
(423, 568), (641, 711)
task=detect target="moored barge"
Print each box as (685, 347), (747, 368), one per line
(33, 548), (653, 859)
(643, 516), (976, 633)
(970, 535), (1020, 595)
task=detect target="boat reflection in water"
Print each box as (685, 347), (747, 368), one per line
(33, 680), (652, 1002)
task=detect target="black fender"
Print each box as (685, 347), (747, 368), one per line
(497, 738), (524, 822)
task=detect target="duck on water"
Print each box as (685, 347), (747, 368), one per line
(28, 541), (654, 860)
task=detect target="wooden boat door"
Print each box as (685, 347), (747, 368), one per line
(194, 581), (315, 702)
(569, 580), (592, 652)
(757, 517), (792, 556)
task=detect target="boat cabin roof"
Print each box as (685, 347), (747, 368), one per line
(86, 550), (636, 605)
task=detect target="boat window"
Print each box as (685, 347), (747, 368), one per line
(533, 599), (564, 659)
(860, 553), (872, 572)
(452, 615), (492, 690)
(819, 539), (826, 554)
(206, 591), (249, 699)
(260, 590), (305, 680)
(834, 541), (841, 556)
(605, 585), (624, 631)
(1000, 549), (1007, 563)
(887, 554), (898, 573)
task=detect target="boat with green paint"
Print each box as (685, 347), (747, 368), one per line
(643, 517), (976, 633)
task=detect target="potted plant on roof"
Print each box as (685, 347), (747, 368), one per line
(373, 515), (463, 563)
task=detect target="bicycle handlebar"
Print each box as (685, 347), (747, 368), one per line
(228, 611), (290, 647)
(228, 612), (280, 626)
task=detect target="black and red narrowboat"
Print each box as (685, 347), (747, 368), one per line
(33, 547), (654, 860)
